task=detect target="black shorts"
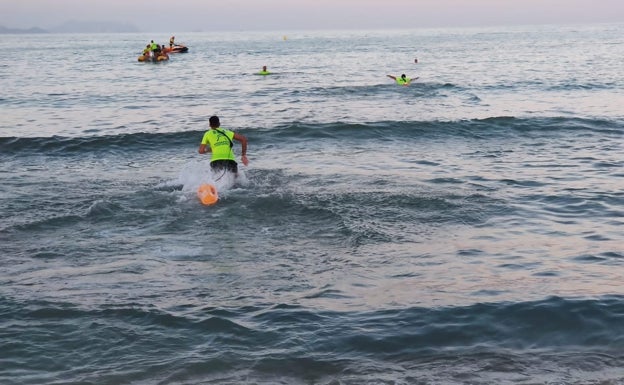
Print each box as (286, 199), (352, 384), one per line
(210, 159), (238, 174)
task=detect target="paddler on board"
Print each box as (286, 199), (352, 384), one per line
(387, 73), (418, 86)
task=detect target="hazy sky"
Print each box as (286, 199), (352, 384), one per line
(1, 0), (623, 32)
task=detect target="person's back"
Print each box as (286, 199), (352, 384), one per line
(387, 74), (414, 86)
(198, 116), (249, 175)
(397, 74), (409, 85)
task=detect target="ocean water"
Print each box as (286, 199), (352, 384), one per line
(1, 23), (624, 385)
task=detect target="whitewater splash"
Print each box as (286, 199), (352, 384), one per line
(170, 159), (248, 202)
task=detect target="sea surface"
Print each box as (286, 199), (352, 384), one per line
(1, 23), (624, 384)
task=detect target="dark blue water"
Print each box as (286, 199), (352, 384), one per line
(1, 24), (624, 384)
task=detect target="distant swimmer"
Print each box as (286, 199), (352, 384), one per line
(198, 115), (249, 176)
(387, 74), (418, 86)
(258, 65), (270, 75)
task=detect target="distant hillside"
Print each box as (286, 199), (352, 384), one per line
(50, 20), (139, 33)
(0, 25), (48, 34)
(0, 21), (139, 34)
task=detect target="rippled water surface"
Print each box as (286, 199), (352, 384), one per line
(1, 24), (624, 384)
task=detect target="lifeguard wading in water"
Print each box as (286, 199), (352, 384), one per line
(198, 116), (249, 175)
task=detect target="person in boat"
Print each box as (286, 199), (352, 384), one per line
(160, 45), (169, 59)
(150, 40), (159, 54)
(258, 65), (270, 75)
(169, 36), (175, 49)
(387, 74), (416, 86)
(198, 115), (249, 175)
(142, 44), (151, 57)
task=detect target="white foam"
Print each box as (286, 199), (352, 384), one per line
(173, 159), (248, 199)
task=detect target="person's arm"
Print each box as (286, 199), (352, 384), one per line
(233, 132), (249, 165)
(387, 75), (396, 80)
(198, 143), (210, 154)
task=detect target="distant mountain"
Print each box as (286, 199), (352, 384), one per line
(0, 25), (48, 34)
(49, 20), (139, 33)
(0, 20), (139, 34)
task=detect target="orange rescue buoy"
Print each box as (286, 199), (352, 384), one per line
(197, 183), (219, 206)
